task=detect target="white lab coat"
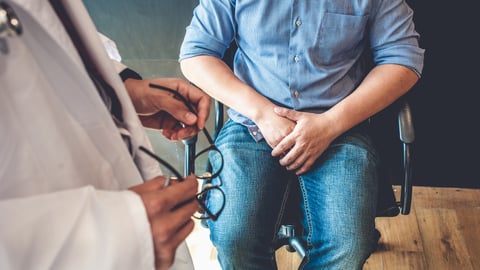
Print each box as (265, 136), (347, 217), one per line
(0, 0), (194, 269)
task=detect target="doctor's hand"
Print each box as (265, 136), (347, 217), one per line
(129, 175), (199, 270)
(271, 107), (337, 175)
(124, 77), (210, 141)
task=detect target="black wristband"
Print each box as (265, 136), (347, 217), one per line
(119, 68), (142, 82)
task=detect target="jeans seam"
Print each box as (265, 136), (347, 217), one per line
(298, 175), (312, 268)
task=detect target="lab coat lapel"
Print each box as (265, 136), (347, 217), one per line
(50, 0), (161, 181)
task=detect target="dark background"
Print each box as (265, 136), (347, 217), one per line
(403, 0), (479, 188)
(84, 0), (480, 189)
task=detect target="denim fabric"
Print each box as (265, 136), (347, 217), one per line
(206, 119), (379, 270)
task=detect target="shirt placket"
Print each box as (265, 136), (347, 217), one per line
(289, 2), (302, 110)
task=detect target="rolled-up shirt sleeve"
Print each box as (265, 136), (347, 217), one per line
(179, 0), (235, 61)
(369, 0), (425, 76)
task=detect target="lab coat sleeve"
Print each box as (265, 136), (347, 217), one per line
(0, 186), (155, 270)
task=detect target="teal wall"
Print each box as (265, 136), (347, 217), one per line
(83, 0), (197, 77)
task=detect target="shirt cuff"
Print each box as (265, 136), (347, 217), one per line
(119, 68), (143, 82)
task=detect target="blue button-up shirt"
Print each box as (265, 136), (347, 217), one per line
(180, 0), (425, 141)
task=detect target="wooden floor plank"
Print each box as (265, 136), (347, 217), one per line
(363, 253), (384, 270)
(416, 208), (474, 270)
(455, 208), (480, 270)
(413, 187), (480, 209)
(375, 209), (424, 252)
(365, 251), (428, 270)
(364, 205), (427, 270)
(457, 207), (480, 269)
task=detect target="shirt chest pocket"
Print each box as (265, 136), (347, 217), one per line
(316, 12), (369, 65)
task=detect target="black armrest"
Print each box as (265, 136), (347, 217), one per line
(397, 100), (414, 215)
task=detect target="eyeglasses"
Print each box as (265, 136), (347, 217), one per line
(148, 83), (224, 177)
(139, 146), (225, 220)
(140, 83), (226, 221)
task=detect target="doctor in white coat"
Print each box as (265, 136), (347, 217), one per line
(0, 0), (209, 269)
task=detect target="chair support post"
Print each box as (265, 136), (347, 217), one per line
(183, 135), (197, 176)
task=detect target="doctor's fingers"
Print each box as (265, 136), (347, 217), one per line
(186, 94), (210, 130)
(128, 174), (186, 194)
(150, 206), (196, 245)
(175, 82), (211, 130)
(139, 113), (198, 140)
(152, 218), (195, 270)
(161, 124), (199, 141)
(128, 175), (170, 194)
(157, 98), (199, 127)
(137, 177), (198, 215)
(149, 201), (197, 261)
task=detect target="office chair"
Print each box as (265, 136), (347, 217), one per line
(183, 96), (415, 258)
(182, 42), (415, 262)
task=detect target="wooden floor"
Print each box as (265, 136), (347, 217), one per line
(276, 186), (480, 270)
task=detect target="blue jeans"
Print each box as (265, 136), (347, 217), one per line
(206, 119), (379, 270)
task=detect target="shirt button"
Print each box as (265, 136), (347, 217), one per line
(252, 131), (257, 136)
(295, 19), (302, 27)
(294, 55), (300, 62)
(294, 91), (300, 98)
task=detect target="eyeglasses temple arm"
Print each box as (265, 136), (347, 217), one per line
(139, 146), (184, 180)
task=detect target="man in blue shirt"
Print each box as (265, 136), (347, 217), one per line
(179, 0), (424, 269)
